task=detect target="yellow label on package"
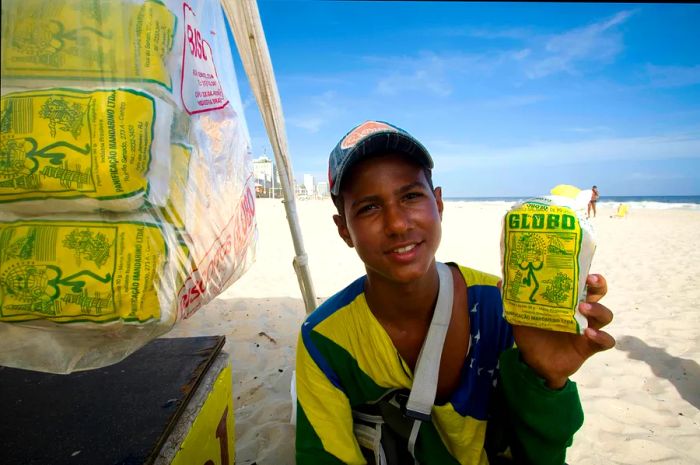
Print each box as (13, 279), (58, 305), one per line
(0, 88), (155, 203)
(0, 0), (176, 89)
(501, 200), (590, 334)
(0, 220), (167, 323)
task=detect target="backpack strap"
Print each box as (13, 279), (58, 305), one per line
(404, 262), (454, 421)
(350, 262), (456, 464)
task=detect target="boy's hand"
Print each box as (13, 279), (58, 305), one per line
(510, 274), (616, 389)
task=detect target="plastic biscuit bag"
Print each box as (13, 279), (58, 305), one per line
(500, 185), (596, 334)
(0, 213), (189, 322)
(0, 87), (173, 213)
(0, 0), (178, 102)
(0, 0), (258, 373)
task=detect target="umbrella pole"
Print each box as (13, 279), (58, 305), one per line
(222, 0), (318, 313)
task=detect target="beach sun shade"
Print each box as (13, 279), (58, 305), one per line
(221, 0), (318, 313)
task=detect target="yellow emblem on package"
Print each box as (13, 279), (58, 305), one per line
(0, 219), (167, 323)
(501, 198), (593, 334)
(0, 88), (157, 204)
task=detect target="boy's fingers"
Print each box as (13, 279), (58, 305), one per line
(579, 302), (613, 330)
(585, 274), (607, 303)
(584, 327), (616, 351)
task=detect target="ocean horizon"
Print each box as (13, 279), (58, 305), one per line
(444, 195), (700, 210)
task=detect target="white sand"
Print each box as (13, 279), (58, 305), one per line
(168, 198), (700, 465)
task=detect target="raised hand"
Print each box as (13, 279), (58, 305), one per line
(510, 274), (616, 389)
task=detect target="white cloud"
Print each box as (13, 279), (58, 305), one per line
(628, 171), (687, 181)
(467, 27), (532, 41)
(512, 49), (532, 61)
(566, 126), (613, 134)
(377, 69), (453, 97)
(310, 90), (339, 110)
(287, 91), (341, 133)
(526, 10), (634, 79)
(646, 64), (700, 88)
(429, 25), (533, 41)
(370, 49), (522, 96)
(373, 52), (463, 97)
(288, 116), (325, 133)
(281, 73), (353, 87)
(482, 94), (546, 108)
(367, 9), (636, 94)
(241, 96), (256, 110)
(430, 131), (700, 170)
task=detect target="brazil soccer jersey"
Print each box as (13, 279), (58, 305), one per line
(295, 264), (582, 465)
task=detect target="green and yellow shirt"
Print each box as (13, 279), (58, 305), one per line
(296, 264), (583, 465)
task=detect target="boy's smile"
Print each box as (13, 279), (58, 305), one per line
(334, 153), (444, 287)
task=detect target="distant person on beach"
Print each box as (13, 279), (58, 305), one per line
(588, 185), (600, 218)
(295, 121), (616, 465)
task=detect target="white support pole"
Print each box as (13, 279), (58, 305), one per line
(221, 0), (317, 313)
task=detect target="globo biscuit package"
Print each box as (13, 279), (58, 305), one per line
(500, 186), (596, 334)
(0, 0), (258, 373)
(0, 87), (174, 213)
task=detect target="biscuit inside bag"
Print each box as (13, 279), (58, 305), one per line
(500, 187), (596, 334)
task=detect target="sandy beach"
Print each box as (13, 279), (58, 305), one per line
(168, 197), (700, 465)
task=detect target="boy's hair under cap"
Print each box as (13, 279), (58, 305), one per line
(328, 120), (434, 196)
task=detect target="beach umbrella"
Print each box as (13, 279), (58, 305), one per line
(221, 0), (318, 314)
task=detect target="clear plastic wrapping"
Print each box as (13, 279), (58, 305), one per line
(0, 0), (257, 373)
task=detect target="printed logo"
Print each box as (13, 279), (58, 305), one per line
(180, 2), (229, 115)
(340, 121), (395, 150)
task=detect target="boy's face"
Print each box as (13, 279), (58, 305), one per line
(333, 153), (443, 285)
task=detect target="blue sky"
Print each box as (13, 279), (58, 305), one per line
(232, 2), (700, 197)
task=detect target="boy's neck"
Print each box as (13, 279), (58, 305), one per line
(364, 264), (440, 327)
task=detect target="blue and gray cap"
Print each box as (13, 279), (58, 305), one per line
(328, 120), (434, 196)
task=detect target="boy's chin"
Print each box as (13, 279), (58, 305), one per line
(367, 263), (434, 285)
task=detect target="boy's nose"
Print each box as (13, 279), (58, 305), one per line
(383, 204), (410, 235)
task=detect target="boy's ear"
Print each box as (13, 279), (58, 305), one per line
(434, 186), (444, 220)
(333, 214), (354, 248)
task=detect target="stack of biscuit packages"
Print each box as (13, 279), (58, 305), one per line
(0, 0), (257, 373)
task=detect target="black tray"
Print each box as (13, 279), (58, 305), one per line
(0, 335), (226, 465)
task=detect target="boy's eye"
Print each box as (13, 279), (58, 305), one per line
(356, 203), (378, 215)
(404, 192), (423, 201)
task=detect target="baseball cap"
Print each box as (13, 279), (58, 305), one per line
(328, 120), (434, 196)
